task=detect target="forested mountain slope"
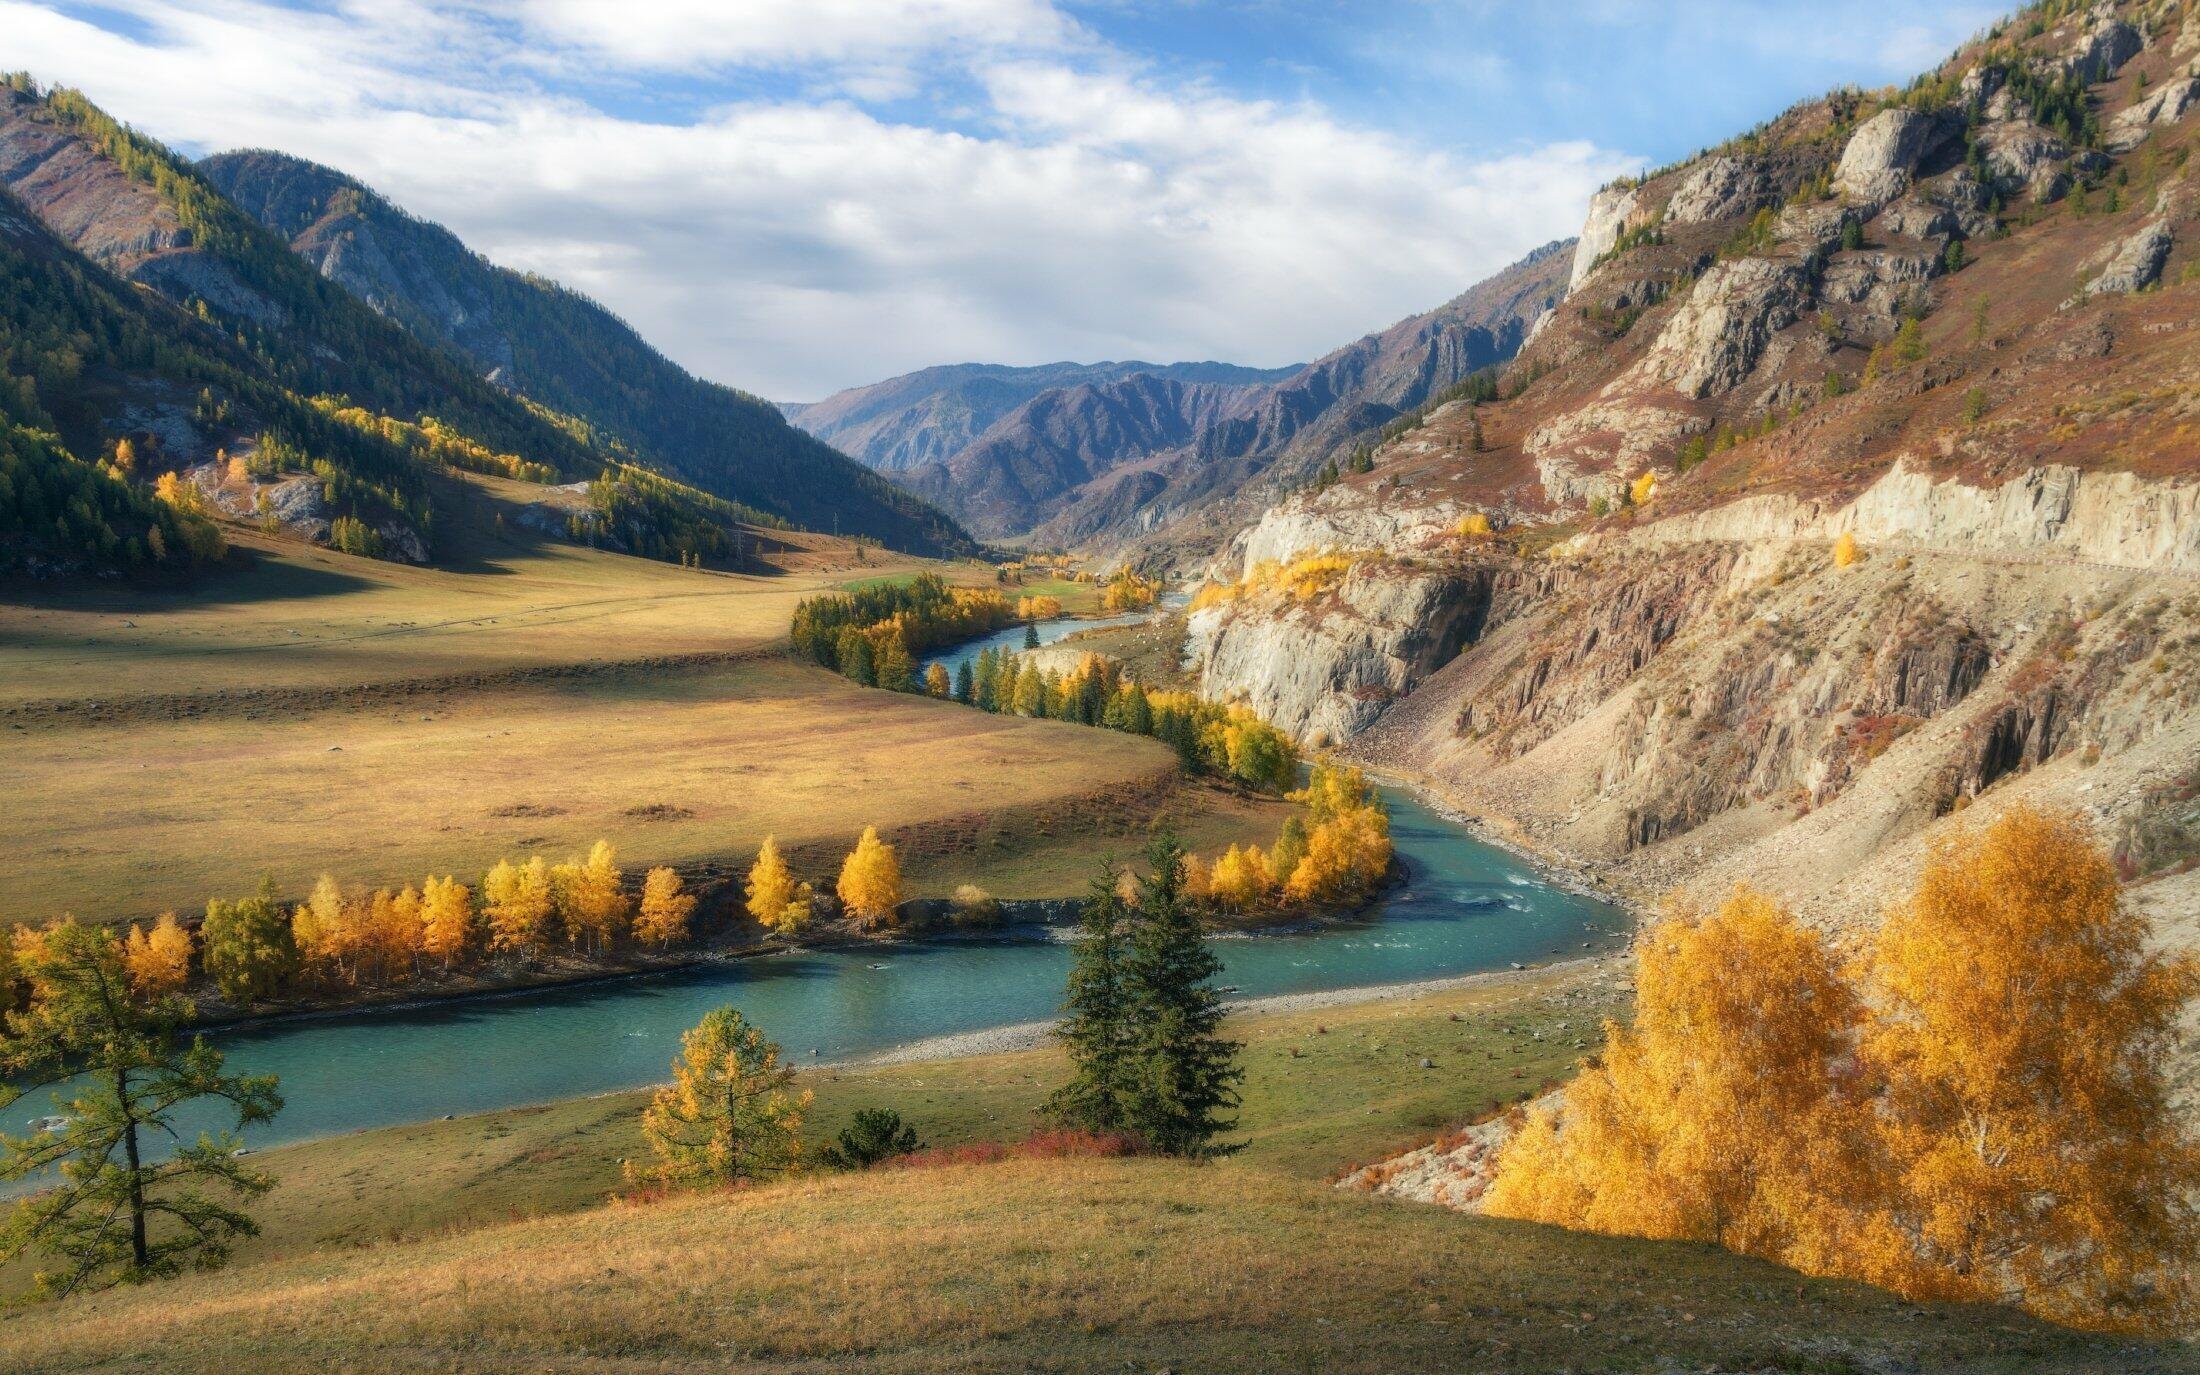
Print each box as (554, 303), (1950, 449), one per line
(199, 150), (966, 553)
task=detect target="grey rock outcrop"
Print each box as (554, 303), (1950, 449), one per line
(1637, 257), (1811, 398)
(1567, 185), (1640, 293)
(1187, 562), (1489, 743)
(2106, 76), (2200, 152)
(1664, 156), (1773, 225)
(2063, 15), (2143, 84)
(1833, 108), (1960, 210)
(2080, 218), (2174, 298)
(1977, 120), (2079, 202)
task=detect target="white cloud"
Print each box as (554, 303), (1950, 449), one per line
(516, 0), (1081, 70)
(2, 0), (1627, 398)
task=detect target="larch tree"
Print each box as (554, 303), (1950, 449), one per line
(925, 662), (952, 697)
(836, 827), (902, 929)
(744, 836), (797, 929)
(419, 875), (474, 970)
(1484, 887), (1885, 1278)
(483, 856), (555, 956)
(121, 913), (193, 997)
(635, 867), (697, 948)
(1120, 833), (1242, 1158)
(632, 1007), (810, 1188)
(1862, 806), (2199, 1332)
(0, 919), (281, 1298)
(199, 878), (296, 1006)
(290, 873), (352, 986)
(1047, 863), (1135, 1133)
(559, 841), (630, 952)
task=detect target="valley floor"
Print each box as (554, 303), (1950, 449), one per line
(3, 967), (2183, 1373)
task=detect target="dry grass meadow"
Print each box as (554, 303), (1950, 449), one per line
(3, 967), (2176, 1375)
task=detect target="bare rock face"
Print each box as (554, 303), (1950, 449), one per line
(1232, 496), (1462, 575)
(1186, 562), (1491, 743)
(1834, 108), (1960, 210)
(1976, 120), (2082, 202)
(1567, 185), (1639, 294)
(2106, 76), (2200, 153)
(1877, 197), (1957, 240)
(1664, 155), (1773, 225)
(1525, 397), (1704, 503)
(1820, 248), (1940, 330)
(1637, 257), (1811, 398)
(2063, 14), (2143, 84)
(2081, 218), (2175, 298)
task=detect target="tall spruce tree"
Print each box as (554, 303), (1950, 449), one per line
(1, 919), (282, 1298)
(1121, 833), (1242, 1158)
(1048, 863), (1134, 1132)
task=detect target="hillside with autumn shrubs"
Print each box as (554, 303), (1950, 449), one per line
(1474, 807), (2198, 1336)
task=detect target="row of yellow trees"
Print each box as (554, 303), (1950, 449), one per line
(8, 842), (700, 1010)
(1484, 806), (2199, 1334)
(10, 825), (945, 1016)
(1189, 762), (1394, 912)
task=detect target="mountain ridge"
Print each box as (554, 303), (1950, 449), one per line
(196, 147), (969, 553)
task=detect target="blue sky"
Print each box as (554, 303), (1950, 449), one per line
(4, 0), (1997, 398)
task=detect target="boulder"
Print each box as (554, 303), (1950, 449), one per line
(1664, 155), (1774, 225)
(2105, 77), (2200, 153)
(1833, 108), (1960, 210)
(1567, 185), (1640, 294)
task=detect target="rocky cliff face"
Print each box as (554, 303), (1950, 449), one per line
(1188, 0), (2200, 949)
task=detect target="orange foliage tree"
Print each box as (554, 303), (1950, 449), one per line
(1862, 806), (2199, 1331)
(1485, 808), (2199, 1334)
(837, 826), (902, 928)
(635, 867), (697, 948)
(122, 912), (193, 997)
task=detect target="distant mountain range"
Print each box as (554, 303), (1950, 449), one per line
(787, 241), (1572, 550)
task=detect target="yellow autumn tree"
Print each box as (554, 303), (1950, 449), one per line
(483, 856), (555, 956)
(1629, 469), (1657, 507)
(1485, 887), (1885, 1277)
(122, 912), (194, 996)
(1208, 844), (1274, 911)
(291, 873), (354, 985)
(1833, 531), (1861, 567)
(1861, 806), (2200, 1332)
(635, 867), (697, 948)
(924, 663), (952, 697)
(745, 836), (798, 929)
(556, 840), (630, 952)
(632, 1007), (810, 1188)
(837, 826), (902, 928)
(1279, 762), (1392, 904)
(419, 875), (474, 970)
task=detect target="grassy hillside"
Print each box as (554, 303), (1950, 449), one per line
(3, 968), (2174, 1373)
(0, 495), (1283, 927)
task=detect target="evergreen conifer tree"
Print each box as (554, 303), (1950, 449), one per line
(1120, 834), (1242, 1158)
(1048, 863), (1135, 1132)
